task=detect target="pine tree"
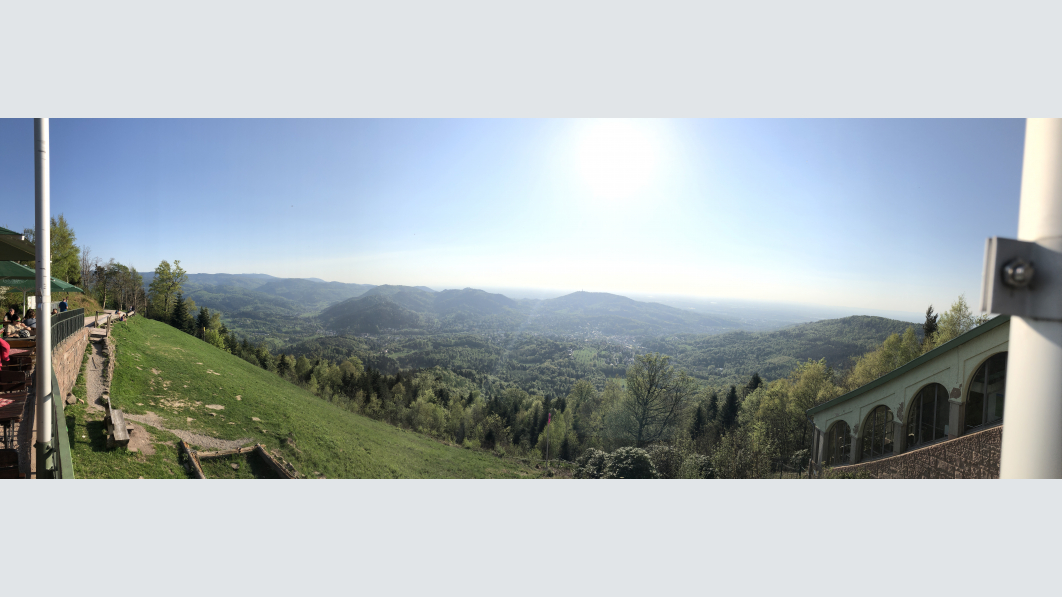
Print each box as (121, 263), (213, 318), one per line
(170, 291), (189, 331)
(559, 432), (574, 461)
(689, 402), (708, 440)
(720, 385), (739, 431)
(743, 372), (764, 398)
(705, 390), (719, 423)
(195, 307), (211, 338)
(922, 305), (939, 345)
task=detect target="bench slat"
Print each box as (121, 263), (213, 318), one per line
(106, 409), (130, 448)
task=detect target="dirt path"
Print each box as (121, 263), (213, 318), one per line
(85, 335), (108, 414)
(123, 411), (252, 450)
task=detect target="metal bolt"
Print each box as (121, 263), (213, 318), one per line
(1002, 258), (1035, 288)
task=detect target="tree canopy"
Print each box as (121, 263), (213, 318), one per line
(617, 353), (697, 447)
(21, 214), (81, 282)
(148, 259), (188, 320)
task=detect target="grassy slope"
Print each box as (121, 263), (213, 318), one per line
(67, 341), (192, 479)
(91, 317), (539, 478)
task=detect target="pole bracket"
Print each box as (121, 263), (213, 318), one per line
(982, 237), (1062, 321)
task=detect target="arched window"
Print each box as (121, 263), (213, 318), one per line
(861, 405), (894, 460)
(965, 352), (1007, 433)
(825, 421), (851, 466)
(905, 383), (950, 450)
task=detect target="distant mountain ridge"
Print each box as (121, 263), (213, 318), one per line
(140, 272), (378, 315)
(319, 285), (746, 336)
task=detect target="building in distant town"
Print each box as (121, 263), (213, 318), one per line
(806, 315), (1009, 479)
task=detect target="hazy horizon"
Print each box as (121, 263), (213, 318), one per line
(163, 270), (926, 324)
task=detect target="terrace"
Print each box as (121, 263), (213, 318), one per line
(1, 309), (95, 478)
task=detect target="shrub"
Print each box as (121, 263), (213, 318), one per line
(678, 454), (714, 479)
(788, 448), (809, 473)
(603, 447), (657, 479)
(558, 430), (578, 462)
(711, 424), (775, 479)
(575, 449), (608, 479)
(647, 444), (683, 479)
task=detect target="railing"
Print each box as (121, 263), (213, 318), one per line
(51, 308), (84, 349)
(30, 309), (82, 478)
(35, 369), (75, 479)
(49, 368), (74, 478)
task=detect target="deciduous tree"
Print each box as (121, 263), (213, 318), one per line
(922, 294), (989, 352)
(148, 259), (188, 320)
(617, 353), (697, 447)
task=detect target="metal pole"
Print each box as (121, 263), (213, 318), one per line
(34, 118), (54, 479)
(1000, 118), (1062, 478)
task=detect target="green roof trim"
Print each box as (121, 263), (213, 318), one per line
(806, 314), (1011, 417)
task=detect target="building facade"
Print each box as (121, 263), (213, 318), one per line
(807, 315), (1010, 478)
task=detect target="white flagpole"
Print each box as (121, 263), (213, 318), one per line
(1000, 118), (1062, 478)
(34, 118), (54, 478)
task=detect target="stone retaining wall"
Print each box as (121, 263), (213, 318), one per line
(829, 425), (1002, 479)
(52, 327), (89, 402)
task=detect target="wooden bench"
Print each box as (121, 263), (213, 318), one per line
(5, 338), (35, 349)
(0, 370), (28, 394)
(6, 353), (34, 372)
(102, 392), (131, 448)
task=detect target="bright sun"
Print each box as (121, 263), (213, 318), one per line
(575, 119), (661, 202)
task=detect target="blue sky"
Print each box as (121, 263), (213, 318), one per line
(0, 118), (1025, 313)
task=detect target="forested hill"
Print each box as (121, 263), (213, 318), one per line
(646, 315), (920, 382)
(320, 287), (747, 336)
(532, 291), (742, 335)
(320, 285), (528, 333)
(141, 273), (377, 313)
(254, 278), (376, 307)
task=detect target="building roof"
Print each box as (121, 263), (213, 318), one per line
(806, 314), (1011, 417)
(0, 226), (36, 261)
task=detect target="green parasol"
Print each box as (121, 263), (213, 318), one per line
(1, 260), (84, 316)
(0, 261), (84, 293)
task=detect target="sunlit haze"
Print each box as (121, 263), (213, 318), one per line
(0, 118), (1025, 317)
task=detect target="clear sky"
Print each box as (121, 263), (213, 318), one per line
(0, 118), (1025, 313)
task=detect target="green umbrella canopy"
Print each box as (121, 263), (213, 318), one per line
(0, 261), (37, 279)
(54, 279), (84, 293)
(0, 226), (36, 261)
(0, 260), (84, 293)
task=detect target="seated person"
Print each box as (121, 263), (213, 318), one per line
(4, 316), (30, 338)
(23, 309), (36, 331)
(3, 307), (16, 324)
(51, 308), (59, 316)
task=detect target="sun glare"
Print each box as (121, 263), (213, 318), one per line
(575, 119), (661, 202)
